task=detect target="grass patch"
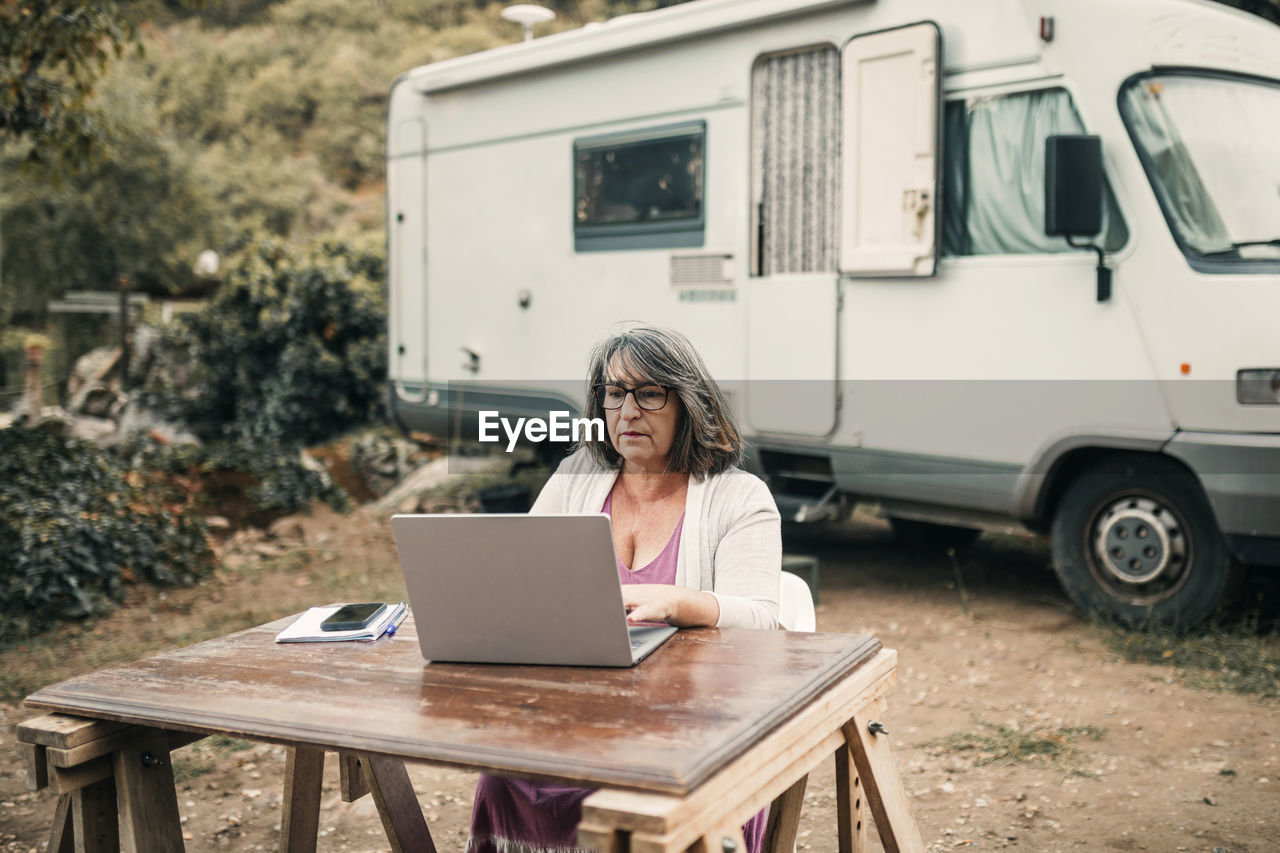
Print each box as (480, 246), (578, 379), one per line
(167, 605), (298, 649)
(0, 571), (303, 703)
(170, 734), (252, 783)
(1099, 620), (1280, 700)
(0, 620), (163, 704)
(926, 722), (1105, 777)
(172, 753), (216, 783)
(309, 560), (408, 599)
(206, 734), (253, 753)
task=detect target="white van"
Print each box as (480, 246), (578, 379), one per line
(384, 0), (1280, 626)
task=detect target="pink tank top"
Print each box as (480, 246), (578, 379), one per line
(602, 490), (683, 586)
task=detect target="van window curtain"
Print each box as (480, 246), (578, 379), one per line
(753, 47), (840, 274)
(942, 101), (971, 256)
(944, 89), (1127, 255)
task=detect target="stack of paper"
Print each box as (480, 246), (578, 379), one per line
(275, 602), (408, 643)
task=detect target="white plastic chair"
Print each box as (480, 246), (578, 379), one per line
(778, 570), (817, 632)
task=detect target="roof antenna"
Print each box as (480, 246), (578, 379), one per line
(501, 4), (556, 42)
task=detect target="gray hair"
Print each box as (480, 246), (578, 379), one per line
(582, 325), (743, 478)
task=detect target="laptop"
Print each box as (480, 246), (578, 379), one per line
(389, 514), (677, 667)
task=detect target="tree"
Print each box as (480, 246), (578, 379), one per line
(0, 73), (224, 326)
(0, 1), (143, 166)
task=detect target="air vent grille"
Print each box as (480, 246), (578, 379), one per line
(671, 253), (733, 287)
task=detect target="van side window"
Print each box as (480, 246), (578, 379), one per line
(573, 122), (705, 251)
(942, 88), (1127, 256)
(751, 45), (841, 275)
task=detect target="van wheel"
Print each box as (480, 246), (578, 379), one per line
(888, 516), (981, 547)
(1050, 458), (1241, 628)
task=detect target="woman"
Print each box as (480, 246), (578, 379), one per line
(466, 325), (781, 853)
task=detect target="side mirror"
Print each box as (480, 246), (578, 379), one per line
(1045, 135), (1103, 237)
(1044, 134), (1110, 302)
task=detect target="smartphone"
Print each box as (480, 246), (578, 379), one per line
(320, 602), (387, 632)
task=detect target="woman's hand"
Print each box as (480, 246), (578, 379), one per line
(622, 584), (720, 628)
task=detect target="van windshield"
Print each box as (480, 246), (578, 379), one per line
(1121, 73), (1280, 264)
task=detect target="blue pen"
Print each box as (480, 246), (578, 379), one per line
(385, 623), (397, 637)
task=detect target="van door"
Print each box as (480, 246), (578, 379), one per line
(745, 46), (841, 438)
(839, 22), (942, 277)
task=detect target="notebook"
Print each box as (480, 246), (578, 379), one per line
(275, 601), (407, 643)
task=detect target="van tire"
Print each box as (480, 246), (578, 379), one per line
(888, 516), (982, 548)
(1050, 457), (1241, 629)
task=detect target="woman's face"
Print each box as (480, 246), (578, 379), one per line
(603, 358), (682, 473)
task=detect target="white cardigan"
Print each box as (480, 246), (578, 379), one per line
(530, 449), (781, 629)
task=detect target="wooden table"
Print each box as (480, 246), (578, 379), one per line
(18, 615), (923, 852)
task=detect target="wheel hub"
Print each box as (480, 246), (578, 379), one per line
(1092, 497), (1185, 586)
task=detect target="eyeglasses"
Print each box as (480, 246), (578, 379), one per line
(594, 383), (671, 411)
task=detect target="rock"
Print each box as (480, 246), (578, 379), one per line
(205, 516), (232, 531)
(296, 448), (339, 496)
(67, 347), (121, 400)
(115, 400), (199, 447)
(131, 325), (161, 381)
(267, 516), (306, 545)
(79, 385), (126, 419)
(66, 347), (124, 417)
(8, 403), (66, 429)
(350, 431), (424, 496)
(221, 553), (250, 572)
(373, 455), (499, 515)
(299, 448), (326, 474)
(65, 414), (118, 444)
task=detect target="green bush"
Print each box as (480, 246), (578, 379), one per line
(147, 239), (387, 446)
(0, 424), (215, 643)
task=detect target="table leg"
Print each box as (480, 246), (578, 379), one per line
(360, 754), (437, 853)
(72, 777), (120, 853)
(16, 742), (49, 791)
(338, 752), (370, 802)
(113, 731), (184, 852)
(46, 794), (74, 853)
(281, 746), (325, 853)
(577, 822), (630, 853)
(763, 773), (807, 853)
(44, 778), (121, 853)
(834, 745), (866, 853)
(843, 712), (924, 853)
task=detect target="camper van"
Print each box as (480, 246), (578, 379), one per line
(385, 0), (1280, 627)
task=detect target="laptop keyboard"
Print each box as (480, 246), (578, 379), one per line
(627, 624), (675, 660)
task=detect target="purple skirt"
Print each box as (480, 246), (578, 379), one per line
(467, 774), (766, 853)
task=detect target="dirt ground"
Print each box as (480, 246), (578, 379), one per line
(1, 505), (1277, 853)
